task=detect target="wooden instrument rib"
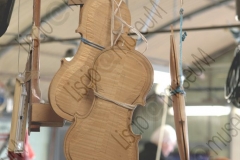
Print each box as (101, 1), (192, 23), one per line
(170, 26), (189, 160)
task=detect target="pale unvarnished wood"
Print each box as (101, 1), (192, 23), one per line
(50, 1), (154, 159)
(8, 77), (28, 153)
(30, 0), (41, 106)
(64, 46), (154, 160)
(49, 0), (132, 121)
(27, 0), (42, 133)
(25, 0), (64, 133)
(31, 103), (64, 127)
(170, 26), (189, 160)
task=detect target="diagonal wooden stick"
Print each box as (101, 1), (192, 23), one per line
(155, 95), (169, 160)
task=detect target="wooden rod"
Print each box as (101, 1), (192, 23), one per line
(31, 0), (41, 103)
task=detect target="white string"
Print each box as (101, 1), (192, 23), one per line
(94, 91), (136, 110)
(111, 0), (148, 53)
(114, 15), (148, 53)
(111, 0), (123, 46)
(113, 18), (124, 45)
(113, 0), (124, 45)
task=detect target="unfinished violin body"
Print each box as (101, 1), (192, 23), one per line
(48, 0), (131, 121)
(64, 43), (153, 160)
(49, 0), (154, 159)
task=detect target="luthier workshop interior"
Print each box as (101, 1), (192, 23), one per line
(0, 0), (240, 160)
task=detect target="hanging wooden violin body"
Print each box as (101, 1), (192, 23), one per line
(49, 0), (153, 159)
(64, 42), (153, 160)
(49, 0), (131, 122)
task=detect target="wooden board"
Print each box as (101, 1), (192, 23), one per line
(8, 76), (28, 153)
(31, 103), (64, 128)
(49, 0), (132, 121)
(64, 45), (153, 160)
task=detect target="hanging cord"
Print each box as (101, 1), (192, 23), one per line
(170, 4), (187, 95)
(111, 0), (124, 46)
(80, 0), (130, 52)
(113, 0), (124, 45)
(94, 91), (136, 110)
(171, 9), (186, 95)
(110, 0), (148, 53)
(80, 36), (105, 50)
(114, 15), (148, 53)
(179, 8), (184, 86)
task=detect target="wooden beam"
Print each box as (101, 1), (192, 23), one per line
(31, 103), (64, 128)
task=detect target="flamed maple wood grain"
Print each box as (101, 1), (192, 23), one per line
(64, 46), (153, 160)
(50, 1), (154, 159)
(48, 0), (131, 121)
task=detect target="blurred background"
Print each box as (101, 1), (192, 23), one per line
(0, 0), (240, 159)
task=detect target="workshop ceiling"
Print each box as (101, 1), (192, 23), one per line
(0, 0), (239, 100)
